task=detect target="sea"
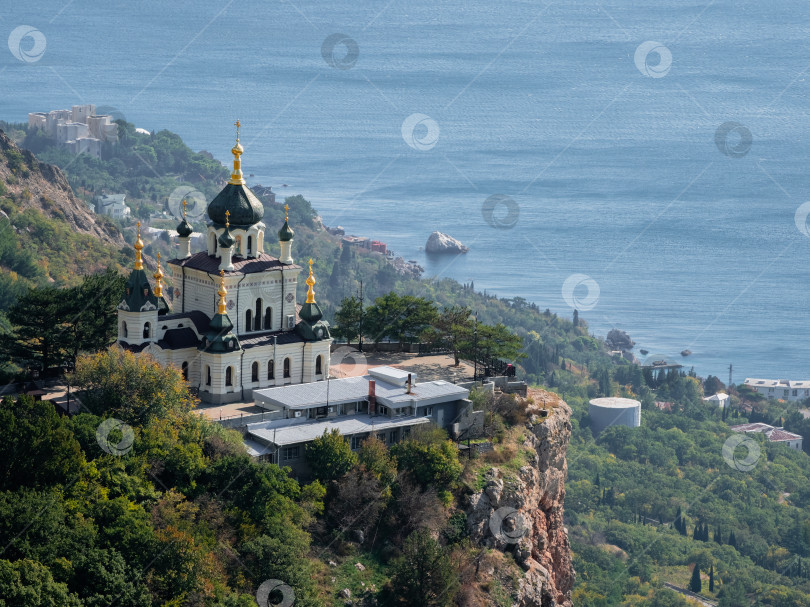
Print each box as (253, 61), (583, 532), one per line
(3, 0), (810, 381)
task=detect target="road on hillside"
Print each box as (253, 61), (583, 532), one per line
(662, 582), (717, 606)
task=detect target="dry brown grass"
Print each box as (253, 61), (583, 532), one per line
(483, 443), (517, 465)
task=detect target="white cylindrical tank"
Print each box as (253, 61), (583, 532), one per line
(588, 397), (641, 435)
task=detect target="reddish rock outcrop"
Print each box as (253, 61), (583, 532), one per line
(466, 391), (574, 606)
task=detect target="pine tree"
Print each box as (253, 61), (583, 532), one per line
(709, 565), (714, 592)
(573, 309), (579, 327)
(690, 564), (702, 593)
(675, 507), (687, 536)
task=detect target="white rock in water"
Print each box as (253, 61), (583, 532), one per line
(425, 231), (469, 254)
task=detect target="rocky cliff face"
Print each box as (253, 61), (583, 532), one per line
(466, 391), (574, 607)
(0, 129), (125, 246)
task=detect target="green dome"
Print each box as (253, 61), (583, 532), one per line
(207, 183), (264, 228)
(278, 219), (294, 242)
(218, 226), (235, 248)
(176, 217), (193, 237)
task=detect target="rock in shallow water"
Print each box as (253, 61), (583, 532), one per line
(425, 231), (469, 254)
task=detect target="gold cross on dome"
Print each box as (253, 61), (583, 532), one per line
(182, 199), (187, 217)
(225, 209), (230, 227)
(284, 203), (289, 221)
(234, 119), (241, 142)
(308, 258), (314, 267)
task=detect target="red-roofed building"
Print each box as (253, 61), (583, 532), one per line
(730, 423), (803, 451)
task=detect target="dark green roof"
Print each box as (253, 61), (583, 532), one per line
(207, 183), (264, 228)
(119, 268), (158, 312)
(199, 312), (241, 353)
(176, 217), (193, 237)
(298, 302), (322, 324)
(278, 219), (294, 242)
(218, 226), (235, 248)
(296, 302), (330, 341)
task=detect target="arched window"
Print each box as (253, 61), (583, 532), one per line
(245, 309), (252, 333)
(264, 307), (272, 330)
(267, 360), (275, 380)
(143, 322), (151, 339)
(283, 357), (291, 378)
(236, 235), (242, 256)
(315, 355), (322, 375)
(247, 235), (253, 255)
(181, 361), (189, 380)
(211, 233), (217, 255)
(255, 298), (262, 331)
(122, 321), (128, 338)
(206, 365), (211, 386)
(251, 361), (259, 382)
(225, 366), (233, 387)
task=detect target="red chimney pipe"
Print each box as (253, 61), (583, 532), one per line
(368, 380), (376, 415)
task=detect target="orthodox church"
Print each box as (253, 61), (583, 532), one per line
(116, 122), (332, 403)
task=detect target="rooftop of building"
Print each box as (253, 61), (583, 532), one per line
(245, 413), (432, 449)
(744, 378), (810, 388)
(168, 251), (299, 275)
(703, 392), (729, 401)
(730, 422), (803, 442)
(253, 367), (469, 410)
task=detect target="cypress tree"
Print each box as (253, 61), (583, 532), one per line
(715, 527), (722, 544)
(709, 565), (714, 592)
(690, 564), (702, 593)
(729, 530), (737, 547)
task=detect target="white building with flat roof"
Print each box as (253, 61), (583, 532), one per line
(245, 366), (474, 477)
(744, 378), (810, 402)
(28, 105), (119, 155)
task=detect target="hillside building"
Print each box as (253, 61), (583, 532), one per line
(116, 122), (332, 403)
(243, 366), (478, 477)
(744, 378), (810, 402)
(95, 193), (131, 218)
(28, 104), (118, 159)
(729, 422), (803, 451)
